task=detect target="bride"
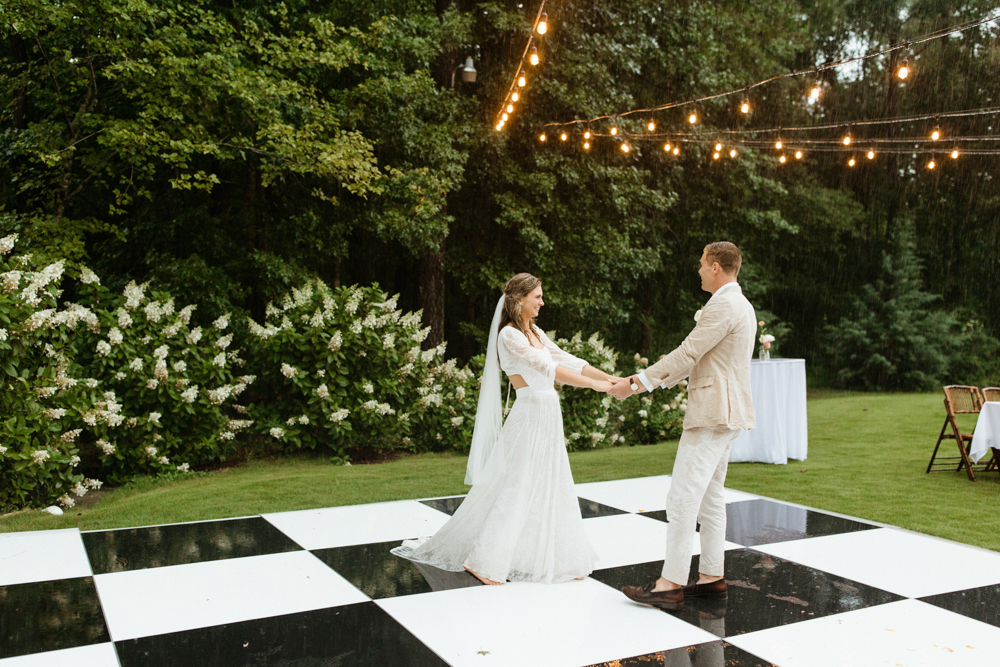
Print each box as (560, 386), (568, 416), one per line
(392, 273), (622, 585)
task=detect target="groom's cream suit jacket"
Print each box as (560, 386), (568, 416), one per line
(641, 282), (757, 430)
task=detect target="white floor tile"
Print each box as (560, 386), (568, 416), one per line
(0, 644), (118, 667)
(575, 476), (757, 513)
(262, 500), (451, 550)
(585, 514), (743, 570)
(93, 551), (368, 641)
(730, 599), (1000, 667)
(377, 577), (717, 667)
(754, 528), (1000, 599)
(0, 529), (92, 586)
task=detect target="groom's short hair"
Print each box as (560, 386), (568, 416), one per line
(704, 242), (742, 276)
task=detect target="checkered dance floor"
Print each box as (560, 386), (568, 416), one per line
(3, 475), (1000, 666)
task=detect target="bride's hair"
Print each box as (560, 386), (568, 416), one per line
(499, 273), (541, 341)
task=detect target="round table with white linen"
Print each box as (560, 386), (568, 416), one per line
(970, 402), (1000, 464)
(729, 358), (808, 464)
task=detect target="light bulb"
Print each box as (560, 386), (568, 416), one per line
(672, 147), (679, 155)
(501, 112), (508, 121)
(713, 152), (720, 160)
(848, 158), (856, 167)
(584, 142), (590, 150)
(715, 143), (722, 152)
(795, 150), (803, 159)
(610, 127), (618, 136)
(730, 149), (737, 158)
(688, 113), (697, 124)
(779, 155), (786, 164)
(560, 132), (567, 142)
(507, 104), (513, 113)
(539, 133), (546, 142)
(898, 58), (909, 79)
(928, 160), (936, 169)
(951, 149), (959, 159)
(931, 126), (940, 141)
(647, 120), (656, 131)
(810, 83), (820, 100)
(867, 150), (875, 160)
(584, 130), (591, 139)
(843, 134), (851, 146)
(511, 92), (519, 102)
(620, 142), (630, 153)
(741, 100), (750, 114)
(529, 46), (539, 66)
(775, 140), (782, 149)
(518, 74), (526, 87)
(496, 123), (503, 131)
(537, 12), (548, 35)
(664, 143), (671, 152)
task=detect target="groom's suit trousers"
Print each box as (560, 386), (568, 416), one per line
(661, 425), (741, 585)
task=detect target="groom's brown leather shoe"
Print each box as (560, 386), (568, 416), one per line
(621, 582), (684, 610)
(681, 578), (728, 599)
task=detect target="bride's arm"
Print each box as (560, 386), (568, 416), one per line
(555, 366), (613, 393)
(538, 329), (624, 384)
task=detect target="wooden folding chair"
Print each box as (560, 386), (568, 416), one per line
(983, 387), (1000, 402)
(927, 386), (986, 481)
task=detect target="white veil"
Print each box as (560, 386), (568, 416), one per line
(465, 294), (507, 486)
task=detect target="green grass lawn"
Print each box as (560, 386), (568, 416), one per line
(3, 392), (999, 551)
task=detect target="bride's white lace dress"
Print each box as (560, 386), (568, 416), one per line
(391, 326), (598, 584)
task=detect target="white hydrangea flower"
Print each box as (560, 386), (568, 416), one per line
(152, 345), (168, 360)
(154, 360), (169, 380)
(148, 412), (162, 424)
(216, 334), (233, 350)
(450, 416), (464, 427)
(328, 331), (342, 351)
(97, 439), (116, 455)
(212, 352), (226, 367)
(207, 385), (233, 405)
(177, 463), (190, 472)
(298, 415), (309, 425)
(144, 300), (164, 323)
(0, 445), (7, 454)
(0, 328), (7, 341)
(638, 409), (648, 418)
(173, 360), (187, 373)
(44, 408), (67, 420)
(269, 427), (285, 439)
(69, 455), (81, 467)
(280, 363), (298, 379)
(362, 382), (374, 394)
(383, 333), (395, 349)
(0, 233), (17, 254)
(146, 379), (159, 389)
(350, 320), (362, 334)
(116, 307), (132, 328)
(85, 478), (103, 490)
(619, 415), (626, 422)
(186, 326), (203, 345)
(58, 494), (75, 508)
(328, 408), (350, 423)
(145, 446), (158, 457)
(162, 323), (180, 338)
(123, 281), (147, 309)
(178, 304), (196, 325)
(158, 456), (170, 465)
(219, 430), (235, 440)
(61, 429), (82, 442)
(180, 387), (198, 403)
(316, 384), (329, 399)
(213, 314), (230, 330)
(31, 450), (50, 464)
(114, 371), (126, 380)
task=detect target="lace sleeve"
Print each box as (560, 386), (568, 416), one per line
(498, 327), (558, 387)
(538, 329), (588, 374)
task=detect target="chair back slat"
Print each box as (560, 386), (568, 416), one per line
(983, 387), (1000, 403)
(943, 385), (983, 415)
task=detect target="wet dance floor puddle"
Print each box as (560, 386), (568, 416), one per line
(3, 475), (1000, 666)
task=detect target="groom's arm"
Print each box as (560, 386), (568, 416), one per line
(640, 300), (732, 390)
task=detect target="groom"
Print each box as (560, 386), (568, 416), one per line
(611, 241), (756, 609)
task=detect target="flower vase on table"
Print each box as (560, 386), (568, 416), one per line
(759, 347), (770, 361)
(757, 320), (774, 361)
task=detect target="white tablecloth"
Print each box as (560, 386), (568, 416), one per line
(730, 358), (808, 464)
(970, 402), (1000, 464)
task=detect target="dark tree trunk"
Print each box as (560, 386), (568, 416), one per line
(11, 35), (27, 130)
(418, 242), (446, 349)
(461, 292), (475, 360)
(639, 281), (652, 355)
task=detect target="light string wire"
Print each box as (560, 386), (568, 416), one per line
(494, 0), (547, 128)
(539, 11), (1000, 130)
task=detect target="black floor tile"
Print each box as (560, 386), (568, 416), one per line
(586, 640), (778, 666)
(421, 495), (626, 519)
(0, 577), (110, 659)
(920, 584), (1000, 629)
(82, 517), (302, 573)
(312, 540), (481, 599)
(116, 602), (447, 667)
(589, 549), (903, 636)
(419, 496), (465, 515)
(579, 498), (629, 519)
(635, 499), (875, 547)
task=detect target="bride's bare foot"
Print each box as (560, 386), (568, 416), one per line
(575, 576), (586, 580)
(465, 566), (503, 586)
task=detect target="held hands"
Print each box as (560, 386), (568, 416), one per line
(609, 375), (645, 401)
(593, 379), (615, 394)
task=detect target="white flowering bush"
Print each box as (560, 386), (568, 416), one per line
(616, 353), (688, 444)
(554, 333), (626, 451)
(245, 281), (478, 461)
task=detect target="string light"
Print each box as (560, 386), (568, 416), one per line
(584, 130), (591, 139)
(584, 141), (590, 150)
(795, 150), (803, 159)
(842, 131), (852, 146)
(529, 46), (539, 66)
(610, 126), (618, 136)
(775, 140), (783, 149)
(928, 159), (936, 169)
(537, 12), (548, 35)
(501, 112), (508, 121)
(848, 157), (856, 166)
(689, 112), (697, 124)
(560, 132), (567, 141)
(507, 104), (514, 113)
(672, 147), (679, 155)
(713, 152), (720, 160)
(898, 57), (909, 79)
(511, 92), (519, 102)
(931, 125), (941, 140)
(715, 143), (723, 151)
(741, 99), (750, 114)
(647, 119), (656, 131)
(867, 150), (875, 159)
(496, 122), (503, 131)
(664, 143), (671, 151)
(620, 142), (630, 153)
(951, 149), (959, 158)
(539, 133), (547, 142)
(518, 72), (526, 87)
(730, 149), (737, 158)
(779, 155), (787, 163)
(810, 82), (821, 100)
